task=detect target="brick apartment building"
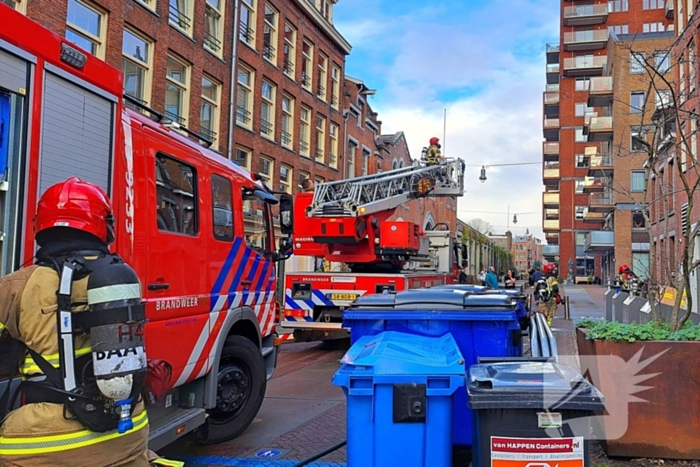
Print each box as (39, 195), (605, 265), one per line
(512, 233), (543, 273)
(543, 0), (672, 282)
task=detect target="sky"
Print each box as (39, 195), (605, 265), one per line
(333, 0), (559, 242)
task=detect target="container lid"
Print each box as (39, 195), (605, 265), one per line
(349, 290), (515, 310)
(338, 331), (465, 376)
(468, 361), (605, 410)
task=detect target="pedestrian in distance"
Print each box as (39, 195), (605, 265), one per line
(485, 266), (499, 290)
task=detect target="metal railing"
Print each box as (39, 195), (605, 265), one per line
(589, 153), (612, 167)
(315, 148), (325, 161)
(204, 31), (222, 52)
(281, 130), (292, 146)
(563, 56), (607, 70)
(260, 119), (273, 137)
(239, 22), (254, 43)
(236, 106), (251, 124)
(283, 59), (294, 75)
(589, 76), (613, 93)
(588, 116), (613, 131)
(590, 192), (613, 205)
(546, 43), (560, 53)
(299, 140), (309, 154)
(263, 42), (276, 60)
(169, 4), (192, 31)
(199, 127), (217, 142)
(317, 84), (326, 99)
(164, 110), (186, 124)
(563, 4), (608, 18)
(301, 73), (311, 88)
(543, 118), (560, 128)
(543, 142), (559, 154)
(544, 91), (559, 105)
(331, 95), (339, 107)
(563, 30), (609, 44)
(546, 63), (560, 73)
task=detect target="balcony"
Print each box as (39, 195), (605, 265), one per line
(563, 4), (608, 26)
(543, 118), (560, 140)
(545, 232), (559, 244)
(588, 76), (613, 107)
(543, 219), (560, 231)
(543, 91), (559, 105)
(589, 153), (614, 176)
(546, 43), (560, 54)
(543, 165), (560, 181)
(543, 141), (559, 157)
(542, 245), (559, 258)
(563, 30), (609, 51)
(583, 176), (605, 192)
(543, 192), (560, 207)
(563, 56), (607, 77)
(546, 63), (561, 85)
(666, 0), (674, 19)
(584, 116), (613, 142)
(546, 83), (560, 92)
(583, 210), (606, 223)
(589, 192), (615, 212)
(584, 230), (614, 252)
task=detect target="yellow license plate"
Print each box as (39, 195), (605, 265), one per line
(330, 293), (359, 301)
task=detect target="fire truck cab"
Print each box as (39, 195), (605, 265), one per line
(0, 5), (293, 450)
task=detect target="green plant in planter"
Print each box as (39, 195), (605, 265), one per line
(576, 319), (700, 343)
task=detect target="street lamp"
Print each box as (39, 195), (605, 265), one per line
(479, 166), (487, 183)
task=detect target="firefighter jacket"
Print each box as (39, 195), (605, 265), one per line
(535, 276), (559, 303)
(427, 145), (441, 164)
(0, 265), (149, 467)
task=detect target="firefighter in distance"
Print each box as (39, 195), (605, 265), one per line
(0, 178), (181, 467)
(426, 137), (442, 166)
(618, 264), (638, 292)
(533, 263), (559, 326)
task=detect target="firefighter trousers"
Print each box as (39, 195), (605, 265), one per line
(537, 299), (557, 326)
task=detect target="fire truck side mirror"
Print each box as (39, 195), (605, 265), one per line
(279, 194), (294, 235)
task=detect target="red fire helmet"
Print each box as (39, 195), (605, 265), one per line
(429, 137), (440, 145)
(543, 263), (556, 275)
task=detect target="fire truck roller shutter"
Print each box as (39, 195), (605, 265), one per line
(38, 70), (114, 196)
(0, 48), (28, 95)
(196, 307), (267, 445)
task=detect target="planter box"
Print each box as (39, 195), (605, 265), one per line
(576, 328), (700, 459)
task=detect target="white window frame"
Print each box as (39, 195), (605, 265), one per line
(204, 0), (225, 56)
(1, 0), (27, 13)
(362, 149), (369, 176)
(235, 146), (252, 170)
(331, 64), (340, 109)
(169, 0), (194, 37)
(281, 94), (294, 150)
(236, 64), (254, 129)
(630, 91), (645, 114)
(122, 28), (153, 106)
(66, 0), (107, 59)
(259, 156), (274, 183)
(329, 123), (339, 169)
(279, 164), (293, 194)
(283, 22), (297, 79)
(300, 106), (311, 157)
(263, 4), (279, 64)
(260, 80), (276, 140)
(348, 142), (357, 177)
(239, 0), (256, 48)
(315, 114), (326, 163)
(201, 75), (221, 149)
(165, 53), (191, 125)
(317, 52), (328, 101)
(631, 170), (646, 192)
(301, 39), (314, 91)
(630, 52), (645, 74)
(575, 126), (586, 142)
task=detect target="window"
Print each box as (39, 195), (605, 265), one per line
(165, 54), (190, 125)
(236, 64), (254, 128)
(631, 127), (646, 152)
(204, 0), (224, 55)
(608, 24), (629, 34)
(329, 123), (339, 168)
(575, 178), (585, 194)
(239, 0), (256, 47)
(243, 188), (270, 254)
(301, 40), (314, 90)
(575, 78), (590, 91)
(632, 252), (650, 280)
(122, 29), (152, 106)
(155, 155), (197, 235)
(348, 142), (357, 177)
(259, 156), (273, 184)
(319, 0), (332, 20)
(631, 170), (646, 192)
(298, 170), (310, 191)
(655, 89), (672, 108)
(654, 51), (670, 73)
(280, 165), (293, 194)
(315, 114), (326, 163)
(362, 149), (370, 176)
(2, 0), (26, 13)
(630, 52), (645, 74)
(632, 211), (646, 230)
(281, 94), (294, 149)
(576, 154), (589, 168)
(263, 4), (278, 62)
(283, 22), (296, 77)
(642, 0), (663, 9)
(575, 126), (586, 142)
(575, 206), (587, 220)
(235, 146), (251, 170)
(643, 22), (664, 33)
(65, 0), (106, 58)
(630, 92), (645, 113)
(260, 80), (276, 139)
(201, 75), (221, 148)
(300, 106), (311, 157)
(134, 0), (156, 10)
(169, 0), (193, 35)
(608, 0), (628, 11)
(331, 65), (341, 109)
(317, 53), (328, 101)
(314, 176), (325, 187)
(575, 103), (593, 117)
(689, 41), (696, 93)
(212, 174), (233, 242)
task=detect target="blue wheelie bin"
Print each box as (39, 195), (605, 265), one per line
(344, 290), (522, 450)
(332, 331), (465, 467)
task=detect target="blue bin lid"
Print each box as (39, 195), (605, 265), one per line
(350, 290), (514, 310)
(339, 331), (465, 376)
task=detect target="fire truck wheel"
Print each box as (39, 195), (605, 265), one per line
(194, 335), (266, 445)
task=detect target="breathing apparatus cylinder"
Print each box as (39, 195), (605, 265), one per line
(87, 262), (147, 433)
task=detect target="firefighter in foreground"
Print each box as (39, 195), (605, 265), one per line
(533, 263), (559, 326)
(0, 178), (181, 467)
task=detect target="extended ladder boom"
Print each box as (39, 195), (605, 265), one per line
(308, 158), (464, 217)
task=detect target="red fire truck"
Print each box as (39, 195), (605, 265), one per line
(0, 6), (293, 450)
(282, 160), (467, 342)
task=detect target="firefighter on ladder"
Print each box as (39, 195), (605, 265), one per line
(426, 137), (441, 166)
(0, 178), (182, 467)
(533, 263), (560, 326)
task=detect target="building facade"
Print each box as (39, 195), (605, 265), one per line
(543, 0), (672, 282)
(512, 233), (543, 273)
